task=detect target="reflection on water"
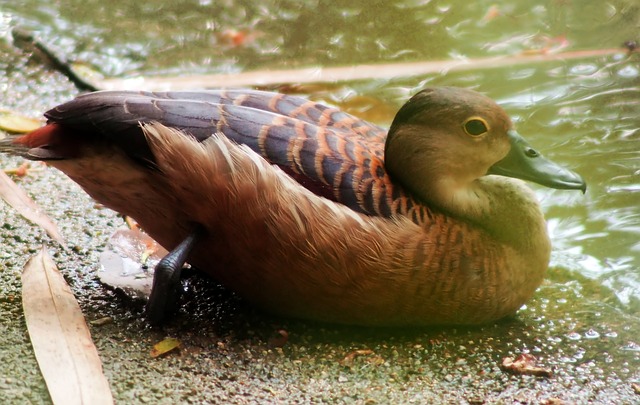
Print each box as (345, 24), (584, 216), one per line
(2, 0), (638, 312)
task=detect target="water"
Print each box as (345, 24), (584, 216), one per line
(0, 0), (639, 402)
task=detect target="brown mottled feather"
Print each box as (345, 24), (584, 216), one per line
(131, 126), (540, 325)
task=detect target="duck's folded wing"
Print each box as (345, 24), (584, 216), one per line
(52, 89), (387, 138)
(28, 90), (420, 217)
(137, 89), (388, 140)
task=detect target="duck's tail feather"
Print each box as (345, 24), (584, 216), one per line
(0, 123), (82, 160)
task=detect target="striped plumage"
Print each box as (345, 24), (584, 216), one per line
(1, 87), (586, 326)
(40, 89), (431, 223)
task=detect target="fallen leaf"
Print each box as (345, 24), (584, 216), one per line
(22, 247), (113, 405)
(151, 337), (181, 358)
(98, 228), (168, 300)
(0, 169), (65, 245)
(90, 316), (114, 326)
(541, 398), (567, 405)
(340, 349), (376, 366)
(500, 353), (552, 378)
(0, 110), (42, 133)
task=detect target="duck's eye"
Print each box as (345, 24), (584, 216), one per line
(524, 147), (540, 158)
(463, 118), (489, 136)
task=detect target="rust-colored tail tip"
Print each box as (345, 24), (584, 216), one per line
(1, 123), (78, 160)
(12, 123), (60, 148)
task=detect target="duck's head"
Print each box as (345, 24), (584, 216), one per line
(384, 87), (586, 211)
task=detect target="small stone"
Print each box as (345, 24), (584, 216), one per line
(500, 354), (552, 378)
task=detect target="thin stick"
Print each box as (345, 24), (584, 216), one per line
(11, 28), (99, 92)
(98, 47), (634, 91)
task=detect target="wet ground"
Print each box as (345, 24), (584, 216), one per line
(1, 1), (640, 404)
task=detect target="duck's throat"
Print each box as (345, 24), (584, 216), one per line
(431, 176), (551, 254)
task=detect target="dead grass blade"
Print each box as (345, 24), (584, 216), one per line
(97, 48), (631, 91)
(22, 247), (114, 405)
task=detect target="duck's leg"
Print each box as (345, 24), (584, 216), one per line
(146, 225), (206, 325)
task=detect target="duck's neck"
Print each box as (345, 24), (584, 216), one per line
(429, 176), (551, 255)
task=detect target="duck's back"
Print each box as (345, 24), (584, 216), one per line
(40, 90), (430, 221)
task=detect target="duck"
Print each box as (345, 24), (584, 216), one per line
(0, 86), (586, 326)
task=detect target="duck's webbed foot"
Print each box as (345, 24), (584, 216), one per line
(146, 225), (206, 325)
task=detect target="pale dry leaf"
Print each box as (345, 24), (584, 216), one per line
(0, 170), (65, 245)
(0, 109), (42, 133)
(150, 337), (182, 358)
(22, 247), (114, 405)
(98, 228), (168, 300)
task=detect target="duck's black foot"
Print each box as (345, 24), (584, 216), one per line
(146, 225), (205, 325)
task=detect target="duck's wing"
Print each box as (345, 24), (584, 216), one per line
(43, 89), (387, 158)
(25, 90), (426, 220)
(149, 89), (389, 143)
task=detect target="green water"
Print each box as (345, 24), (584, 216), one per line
(0, 0), (638, 402)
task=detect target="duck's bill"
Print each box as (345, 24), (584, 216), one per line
(488, 130), (586, 192)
